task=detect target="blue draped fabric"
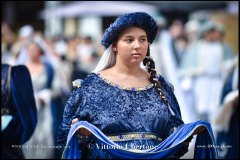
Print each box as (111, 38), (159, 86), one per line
(44, 60), (64, 158)
(43, 61), (54, 89)
(62, 120), (217, 159)
(1, 64), (37, 145)
(1, 64), (37, 158)
(58, 73), (192, 158)
(220, 66), (235, 104)
(217, 63), (239, 159)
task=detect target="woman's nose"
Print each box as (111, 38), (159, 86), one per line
(133, 40), (140, 49)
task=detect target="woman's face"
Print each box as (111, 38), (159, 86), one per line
(114, 27), (148, 66)
(27, 43), (42, 61)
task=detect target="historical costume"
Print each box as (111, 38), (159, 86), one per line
(179, 21), (231, 122)
(58, 12), (218, 159)
(214, 58), (238, 159)
(1, 64), (37, 158)
(22, 61), (55, 159)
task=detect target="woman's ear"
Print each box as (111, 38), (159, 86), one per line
(112, 43), (117, 52)
(112, 42), (117, 52)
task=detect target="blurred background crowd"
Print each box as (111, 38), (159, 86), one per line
(1, 1), (238, 159)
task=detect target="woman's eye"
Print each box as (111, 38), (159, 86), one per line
(140, 39), (146, 43)
(124, 38), (146, 43)
(125, 39), (133, 43)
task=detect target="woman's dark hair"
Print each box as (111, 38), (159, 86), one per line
(143, 46), (169, 105)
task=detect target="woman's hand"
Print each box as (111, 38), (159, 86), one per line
(71, 118), (92, 136)
(184, 126), (206, 144)
(71, 118), (79, 125)
(192, 126), (206, 135)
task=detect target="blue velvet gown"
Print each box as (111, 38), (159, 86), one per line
(1, 64), (37, 159)
(58, 73), (189, 158)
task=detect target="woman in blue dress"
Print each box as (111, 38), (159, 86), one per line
(58, 12), (210, 159)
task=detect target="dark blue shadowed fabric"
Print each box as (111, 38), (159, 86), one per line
(101, 12), (158, 49)
(62, 120), (218, 159)
(57, 72), (190, 158)
(1, 64), (37, 145)
(1, 64), (37, 158)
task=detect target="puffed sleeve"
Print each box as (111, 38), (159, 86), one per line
(160, 76), (191, 158)
(163, 115), (190, 158)
(162, 81), (184, 138)
(2, 65), (37, 145)
(57, 87), (83, 147)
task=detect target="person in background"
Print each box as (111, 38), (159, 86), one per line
(1, 64), (37, 159)
(22, 41), (55, 159)
(179, 21), (232, 123)
(214, 57), (238, 159)
(76, 36), (99, 73)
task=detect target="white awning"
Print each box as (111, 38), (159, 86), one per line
(40, 1), (158, 18)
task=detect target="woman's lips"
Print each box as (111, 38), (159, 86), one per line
(132, 53), (141, 58)
(132, 53), (141, 56)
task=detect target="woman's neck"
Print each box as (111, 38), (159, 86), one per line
(111, 63), (144, 77)
(27, 59), (42, 65)
(99, 61), (151, 88)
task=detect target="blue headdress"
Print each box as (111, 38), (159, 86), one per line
(101, 12), (158, 49)
(93, 12), (158, 73)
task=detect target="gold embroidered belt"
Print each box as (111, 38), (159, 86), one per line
(106, 132), (162, 142)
